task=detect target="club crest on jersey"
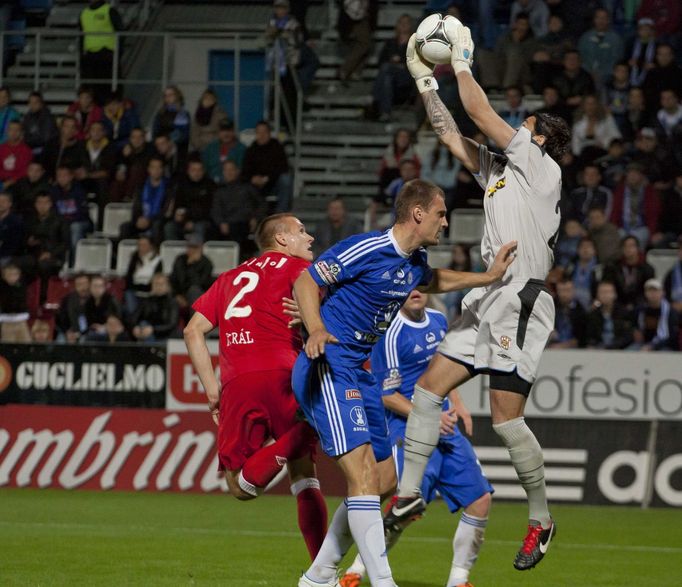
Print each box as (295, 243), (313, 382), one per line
(345, 389), (362, 400)
(500, 335), (511, 350)
(350, 406), (367, 430)
(487, 176), (506, 197)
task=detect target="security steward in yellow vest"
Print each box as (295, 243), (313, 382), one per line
(79, 1), (124, 104)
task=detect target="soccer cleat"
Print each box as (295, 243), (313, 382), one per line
(452, 583), (474, 587)
(513, 518), (557, 570)
(339, 572), (362, 587)
(383, 494), (426, 540)
(298, 574), (341, 587)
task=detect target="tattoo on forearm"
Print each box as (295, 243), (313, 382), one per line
(423, 90), (460, 137)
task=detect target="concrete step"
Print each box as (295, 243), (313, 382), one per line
(302, 183), (375, 197)
(299, 145), (385, 158)
(300, 170), (377, 184)
(17, 52), (77, 66)
(7, 65), (77, 79)
(300, 157), (380, 173)
(304, 107), (364, 120)
(294, 196), (368, 212)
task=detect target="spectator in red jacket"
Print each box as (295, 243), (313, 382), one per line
(610, 162), (661, 247)
(0, 121), (33, 188)
(637, 0), (681, 41)
(66, 86), (103, 140)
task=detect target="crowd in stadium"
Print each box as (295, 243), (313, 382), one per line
(0, 0), (679, 349)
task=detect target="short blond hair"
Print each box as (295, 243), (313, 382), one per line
(254, 213), (295, 250)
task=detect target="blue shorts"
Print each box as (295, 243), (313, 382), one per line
(394, 431), (493, 512)
(292, 349), (392, 461)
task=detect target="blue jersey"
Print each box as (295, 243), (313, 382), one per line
(371, 308), (449, 444)
(308, 229), (433, 364)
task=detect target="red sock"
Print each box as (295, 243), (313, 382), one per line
(241, 421), (316, 488)
(291, 478), (328, 560)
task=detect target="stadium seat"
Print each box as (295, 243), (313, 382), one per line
(96, 202), (133, 239)
(427, 245), (453, 269)
(106, 277), (126, 302)
(203, 241), (240, 276)
(159, 240), (187, 275)
(449, 209), (484, 244)
(44, 277), (74, 311)
(25, 278), (41, 317)
(73, 238), (113, 274)
(115, 239), (138, 276)
(646, 249), (678, 280)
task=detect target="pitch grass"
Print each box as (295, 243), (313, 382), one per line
(1, 489), (681, 586)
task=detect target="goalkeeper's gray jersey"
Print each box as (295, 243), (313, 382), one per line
(472, 126), (562, 282)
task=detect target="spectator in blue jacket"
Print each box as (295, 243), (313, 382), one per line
(102, 94), (141, 151)
(202, 120), (246, 183)
(0, 87), (21, 144)
(152, 85), (190, 156)
(50, 165), (92, 258)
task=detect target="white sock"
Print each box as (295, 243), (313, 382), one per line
(493, 417), (551, 527)
(305, 499), (353, 582)
(448, 512), (487, 586)
(237, 470), (259, 497)
(290, 477), (320, 496)
(346, 496), (395, 586)
(345, 552), (366, 578)
(398, 385), (443, 497)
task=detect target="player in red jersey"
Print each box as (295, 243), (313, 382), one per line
(183, 213), (327, 559)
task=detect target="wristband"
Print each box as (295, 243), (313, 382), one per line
(452, 62), (472, 75)
(416, 76), (439, 94)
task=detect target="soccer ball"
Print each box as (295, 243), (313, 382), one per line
(415, 13), (462, 65)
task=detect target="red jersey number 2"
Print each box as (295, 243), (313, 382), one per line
(224, 271), (260, 319)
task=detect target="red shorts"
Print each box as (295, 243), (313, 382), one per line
(218, 369), (315, 471)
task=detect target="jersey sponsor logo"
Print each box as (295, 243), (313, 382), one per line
(487, 176), (506, 197)
(354, 330), (381, 344)
(225, 329), (255, 347)
(349, 406), (368, 430)
(313, 260), (340, 285)
(345, 389), (362, 400)
(500, 335), (511, 350)
(382, 368), (402, 391)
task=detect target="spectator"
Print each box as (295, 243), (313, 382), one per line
(510, 0), (550, 38)
(642, 44), (682, 112)
(313, 196), (362, 257)
(549, 278), (587, 348)
(421, 142), (461, 210)
(630, 127), (673, 189)
(0, 192), (23, 264)
(654, 88), (682, 140)
(610, 163), (661, 246)
(102, 93), (141, 151)
(378, 128), (419, 195)
(572, 94), (622, 158)
(22, 91), (58, 155)
(636, 0), (681, 42)
(631, 278), (679, 350)
(0, 121), (32, 188)
(153, 134), (180, 179)
(83, 120), (117, 210)
(338, 0), (373, 83)
(533, 85), (571, 124)
(110, 127), (153, 202)
(67, 86), (103, 140)
(603, 235), (655, 311)
(577, 8), (624, 88)
(123, 235), (162, 316)
(189, 89), (228, 154)
(663, 240), (682, 314)
(0, 87), (21, 144)
(130, 272), (179, 342)
(152, 86), (190, 156)
(652, 173), (682, 248)
(604, 62), (631, 133)
(594, 138), (630, 189)
(499, 86), (529, 130)
(241, 121), (292, 212)
(170, 234), (213, 313)
(56, 273), (91, 343)
(8, 161), (50, 216)
(211, 160), (264, 252)
(50, 165), (92, 256)
(83, 275), (121, 341)
(20, 193), (69, 299)
(0, 263), (30, 342)
(626, 18), (657, 87)
(586, 206), (621, 264)
(586, 280), (634, 349)
(30, 319), (53, 343)
(120, 157), (171, 242)
(553, 50), (596, 114)
(99, 315), (131, 343)
(371, 13), (414, 121)
(163, 157), (215, 241)
(79, 0), (124, 104)
(41, 115), (88, 180)
(493, 13), (538, 91)
(566, 236), (599, 309)
(555, 218), (585, 268)
(535, 14), (574, 67)
(566, 164), (613, 223)
(621, 87), (652, 142)
(382, 158), (419, 215)
(202, 120), (247, 183)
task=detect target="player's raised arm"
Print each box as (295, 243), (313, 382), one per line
(183, 311), (221, 424)
(406, 34), (481, 174)
(293, 270), (338, 359)
(450, 27), (516, 150)
(420, 241), (517, 293)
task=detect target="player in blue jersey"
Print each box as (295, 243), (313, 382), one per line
(340, 290), (492, 587)
(293, 179), (515, 587)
